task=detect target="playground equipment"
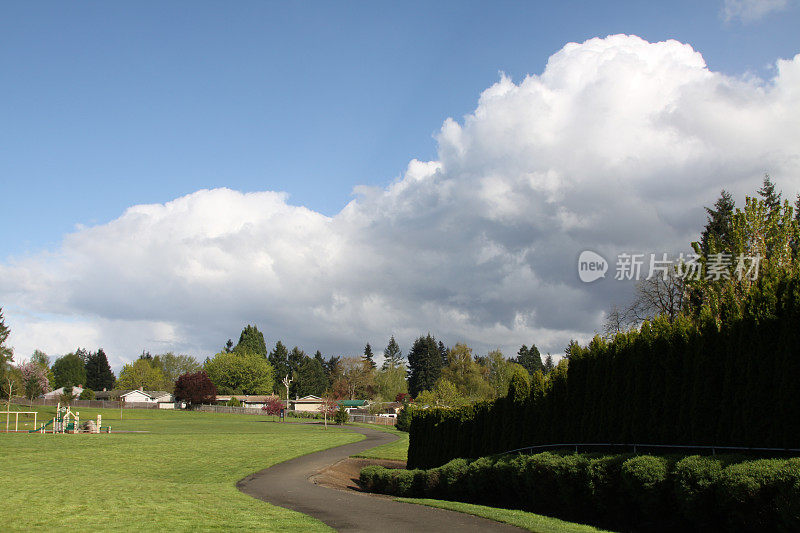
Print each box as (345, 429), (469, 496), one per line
(29, 403), (106, 434)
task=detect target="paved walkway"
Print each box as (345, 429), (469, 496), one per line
(237, 425), (523, 532)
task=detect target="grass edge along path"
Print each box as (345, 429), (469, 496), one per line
(396, 498), (616, 533)
(348, 422), (409, 461)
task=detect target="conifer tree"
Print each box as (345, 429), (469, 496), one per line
(295, 356), (329, 396)
(438, 340), (448, 367)
(381, 336), (403, 369)
(362, 343), (376, 369)
(407, 334), (441, 397)
(287, 346), (305, 374)
(700, 189), (735, 256)
(0, 308), (11, 363)
(235, 325), (267, 357)
(758, 173), (781, 214)
(85, 348), (115, 391)
(0, 308), (14, 390)
(324, 355), (341, 382)
(543, 354), (555, 374)
(511, 344), (544, 375)
(287, 346), (307, 395)
(268, 341), (289, 393)
(224, 339), (234, 353)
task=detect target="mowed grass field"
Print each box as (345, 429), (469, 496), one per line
(349, 423), (409, 462)
(0, 405), (361, 532)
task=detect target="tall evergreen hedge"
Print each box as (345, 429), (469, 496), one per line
(409, 271), (800, 469)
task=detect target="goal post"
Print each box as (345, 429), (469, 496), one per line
(1, 411), (37, 432)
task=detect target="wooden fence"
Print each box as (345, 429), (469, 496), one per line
(12, 397), (396, 426)
(195, 405), (269, 415)
(349, 413), (397, 426)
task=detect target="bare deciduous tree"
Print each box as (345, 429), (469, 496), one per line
(604, 274), (687, 337)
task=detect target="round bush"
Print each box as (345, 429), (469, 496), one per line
(673, 455), (724, 524)
(390, 470), (415, 496)
(409, 469), (428, 497)
(359, 465), (383, 491)
(438, 458), (470, 496)
(586, 454), (631, 521)
(716, 458), (800, 532)
(462, 456), (495, 502)
(621, 455), (671, 519)
(525, 453), (565, 515)
(555, 454), (592, 521)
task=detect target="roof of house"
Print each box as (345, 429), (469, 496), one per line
(292, 395), (324, 403)
(94, 389), (173, 400)
(215, 395), (275, 402)
(42, 386), (84, 398)
(337, 400), (368, 407)
(140, 390), (172, 398)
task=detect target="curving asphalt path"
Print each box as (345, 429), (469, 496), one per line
(237, 424), (523, 532)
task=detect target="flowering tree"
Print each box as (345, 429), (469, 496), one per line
(19, 361), (51, 399)
(317, 395), (340, 428)
(261, 395), (284, 421)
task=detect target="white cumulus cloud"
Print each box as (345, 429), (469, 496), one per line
(2, 35), (799, 366)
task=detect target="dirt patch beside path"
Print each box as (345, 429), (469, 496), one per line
(312, 457), (406, 492)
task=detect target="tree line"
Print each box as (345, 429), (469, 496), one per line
(1, 306), (556, 407)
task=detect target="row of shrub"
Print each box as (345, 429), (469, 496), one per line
(285, 411), (324, 419)
(409, 271), (800, 468)
(361, 451), (800, 531)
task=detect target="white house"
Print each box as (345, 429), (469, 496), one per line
(94, 389), (174, 404)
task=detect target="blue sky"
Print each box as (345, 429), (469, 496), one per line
(1, 1), (799, 366)
(2, 1), (798, 256)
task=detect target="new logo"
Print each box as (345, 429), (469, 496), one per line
(578, 250), (608, 283)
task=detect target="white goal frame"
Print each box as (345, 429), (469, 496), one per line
(1, 411), (37, 432)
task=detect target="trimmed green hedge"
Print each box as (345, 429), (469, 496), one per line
(360, 452), (800, 531)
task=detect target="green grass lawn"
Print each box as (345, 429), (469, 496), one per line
(397, 499), (615, 533)
(348, 423), (409, 462)
(0, 405), (361, 532)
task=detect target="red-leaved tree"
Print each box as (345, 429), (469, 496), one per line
(174, 371), (217, 407)
(261, 395), (284, 421)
